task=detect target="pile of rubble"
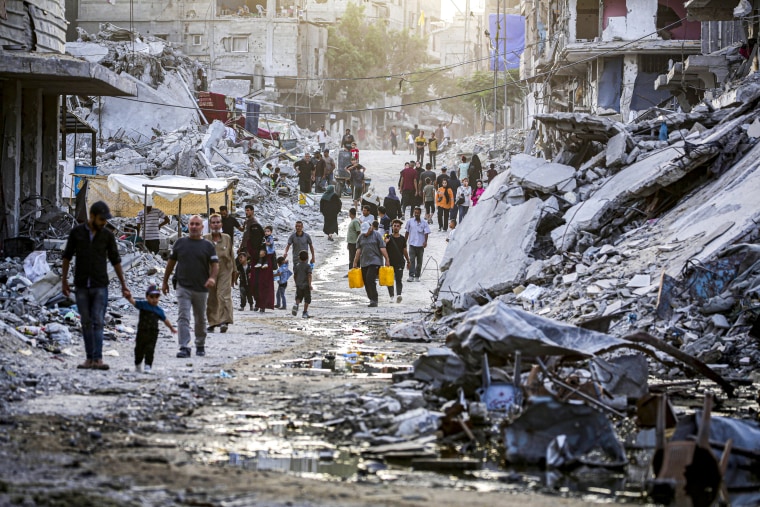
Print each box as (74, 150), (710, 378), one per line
(435, 72), (760, 380)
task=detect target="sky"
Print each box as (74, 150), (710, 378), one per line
(441, 0), (485, 22)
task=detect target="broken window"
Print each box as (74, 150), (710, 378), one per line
(231, 36), (249, 52)
(575, 0), (599, 41)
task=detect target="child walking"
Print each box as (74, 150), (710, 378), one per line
(291, 250), (313, 318)
(128, 284), (176, 373)
(274, 256), (293, 309)
(234, 251), (253, 311)
(263, 225), (277, 267)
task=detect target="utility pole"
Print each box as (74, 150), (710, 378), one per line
(503, 3), (509, 149)
(464, 0), (470, 70)
(492, 0), (499, 149)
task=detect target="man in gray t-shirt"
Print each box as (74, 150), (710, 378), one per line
(354, 221), (390, 307)
(162, 215), (219, 358)
(283, 221), (315, 264)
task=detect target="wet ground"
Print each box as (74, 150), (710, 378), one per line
(2, 150), (753, 505)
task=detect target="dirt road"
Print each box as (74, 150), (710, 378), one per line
(0, 150), (592, 506)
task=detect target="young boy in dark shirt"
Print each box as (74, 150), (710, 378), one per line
(234, 251), (253, 311)
(128, 284), (176, 373)
(291, 250), (313, 318)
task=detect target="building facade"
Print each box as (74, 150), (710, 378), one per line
(71, 0), (329, 116)
(1, 0), (134, 238)
(519, 0), (706, 124)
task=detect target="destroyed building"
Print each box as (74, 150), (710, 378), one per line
(70, 0), (328, 116)
(0, 0), (135, 238)
(519, 0), (746, 123)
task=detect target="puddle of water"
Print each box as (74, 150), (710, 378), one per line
(228, 449), (359, 478)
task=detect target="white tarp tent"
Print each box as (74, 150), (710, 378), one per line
(84, 174), (236, 217)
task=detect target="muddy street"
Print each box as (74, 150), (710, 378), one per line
(0, 150), (594, 506)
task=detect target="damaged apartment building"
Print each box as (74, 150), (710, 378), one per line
(519, 0), (750, 131)
(70, 0), (328, 116)
(0, 0), (135, 239)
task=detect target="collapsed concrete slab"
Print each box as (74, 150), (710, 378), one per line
(657, 139), (760, 272)
(509, 154), (576, 193)
(553, 142), (687, 250)
(439, 173), (542, 305)
(86, 72), (199, 142)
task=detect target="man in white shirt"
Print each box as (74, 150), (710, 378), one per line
(404, 206), (430, 282)
(316, 125), (329, 152)
(136, 205), (170, 254)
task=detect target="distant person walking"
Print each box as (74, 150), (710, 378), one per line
(62, 201), (131, 371)
(204, 213), (235, 333)
(383, 186), (402, 220)
(323, 149), (336, 186)
(283, 221), (315, 265)
(455, 178), (472, 223)
(316, 125), (328, 152)
(458, 155), (470, 181)
(354, 221), (390, 308)
(435, 179), (454, 232)
(407, 131), (414, 154)
(389, 127), (398, 155)
(468, 154), (483, 185)
(234, 251), (254, 311)
(219, 205), (243, 240)
(472, 179), (485, 206)
(320, 185), (342, 241)
(398, 161), (418, 219)
(162, 215), (219, 358)
(415, 130), (427, 165)
(427, 132), (438, 170)
(346, 207), (362, 272)
(384, 219), (410, 303)
(240, 204), (266, 260)
(295, 152), (314, 194)
(135, 205), (170, 254)
(291, 250), (313, 318)
(404, 206), (430, 282)
(341, 128), (355, 151)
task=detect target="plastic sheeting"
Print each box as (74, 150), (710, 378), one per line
(598, 57), (623, 112)
(504, 397), (627, 466)
(451, 301), (627, 361)
(84, 174), (235, 217)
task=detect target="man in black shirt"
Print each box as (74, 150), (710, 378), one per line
(219, 205), (243, 240)
(341, 129), (355, 151)
(62, 201), (131, 371)
(384, 219), (410, 303)
(294, 153), (314, 194)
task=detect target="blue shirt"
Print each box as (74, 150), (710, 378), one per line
(405, 218), (431, 247)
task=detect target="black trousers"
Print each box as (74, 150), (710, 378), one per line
(416, 147), (425, 164)
(239, 284), (253, 308)
(145, 239), (160, 254)
(361, 265), (379, 303)
(135, 331), (158, 366)
(348, 242), (357, 271)
(386, 266), (404, 297)
(438, 207), (450, 230)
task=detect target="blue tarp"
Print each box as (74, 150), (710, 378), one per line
(488, 14), (525, 71)
(598, 57), (623, 112)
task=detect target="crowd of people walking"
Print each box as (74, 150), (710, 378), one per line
(63, 124), (498, 371)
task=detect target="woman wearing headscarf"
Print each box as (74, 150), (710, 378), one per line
(471, 179), (485, 206)
(435, 179), (454, 232)
(319, 185), (342, 241)
(383, 187), (402, 220)
(468, 154), (483, 186)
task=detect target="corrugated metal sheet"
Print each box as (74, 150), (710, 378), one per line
(28, 3), (66, 53)
(0, 0), (65, 53)
(0, 1), (31, 48)
(702, 21), (745, 55)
